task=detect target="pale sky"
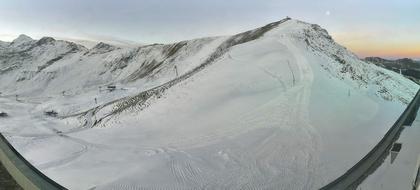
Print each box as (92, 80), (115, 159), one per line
(1, 0), (419, 59)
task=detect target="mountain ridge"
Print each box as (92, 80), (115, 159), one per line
(364, 56), (420, 84)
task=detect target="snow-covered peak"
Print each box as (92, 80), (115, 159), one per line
(14, 34), (33, 41)
(11, 34), (34, 45)
(93, 42), (113, 49)
(262, 18), (358, 63)
(89, 42), (118, 54)
(36, 36), (56, 46)
(264, 19), (332, 42)
(7, 34), (36, 51)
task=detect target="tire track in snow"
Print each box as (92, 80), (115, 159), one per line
(34, 133), (107, 170)
(284, 38), (322, 189)
(258, 66), (288, 91)
(166, 38), (322, 189)
(167, 150), (206, 188)
(229, 38), (319, 189)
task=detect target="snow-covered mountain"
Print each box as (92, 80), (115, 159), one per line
(59, 38), (143, 49)
(0, 18), (418, 189)
(365, 57), (420, 84)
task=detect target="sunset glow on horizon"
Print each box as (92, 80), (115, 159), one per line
(332, 32), (420, 59)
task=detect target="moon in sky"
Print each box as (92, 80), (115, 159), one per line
(326, 11), (331, 16)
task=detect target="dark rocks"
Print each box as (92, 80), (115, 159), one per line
(0, 112), (8, 117)
(44, 110), (58, 117)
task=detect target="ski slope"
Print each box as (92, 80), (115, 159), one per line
(0, 18), (418, 189)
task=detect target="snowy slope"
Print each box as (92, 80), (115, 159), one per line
(0, 40), (9, 49)
(0, 18), (419, 189)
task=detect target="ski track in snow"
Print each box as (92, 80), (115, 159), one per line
(224, 38), (321, 189)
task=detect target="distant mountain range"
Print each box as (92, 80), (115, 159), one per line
(364, 57), (420, 84)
